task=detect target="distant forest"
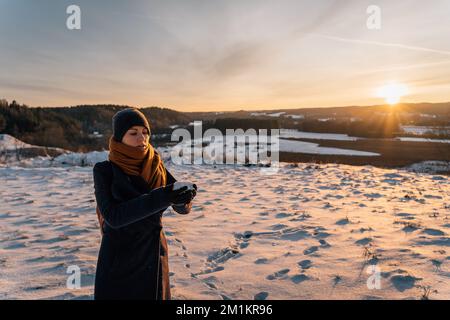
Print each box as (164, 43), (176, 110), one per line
(0, 99), (192, 152)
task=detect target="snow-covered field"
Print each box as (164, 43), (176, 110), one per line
(280, 130), (359, 141)
(396, 137), (450, 144)
(173, 131), (380, 159)
(401, 125), (450, 136)
(1, 156), (449, 300)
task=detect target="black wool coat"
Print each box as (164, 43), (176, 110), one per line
(93, 160), (188, 300)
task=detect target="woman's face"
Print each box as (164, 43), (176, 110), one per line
(121, 126), (150, 150)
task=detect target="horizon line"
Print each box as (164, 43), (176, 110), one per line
(7, 99), (450, 113)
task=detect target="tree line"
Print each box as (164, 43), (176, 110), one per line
(0, 99), (192, 152)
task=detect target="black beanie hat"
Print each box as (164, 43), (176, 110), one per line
(112, 108), (151, 142)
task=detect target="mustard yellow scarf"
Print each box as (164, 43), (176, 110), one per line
(108, 136), (167, 188)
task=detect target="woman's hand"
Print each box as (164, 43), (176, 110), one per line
(184, 184), (197, 204)
(172, 184), (197, 214)
(173, 201), (193, 215)
(164, 183), (197, 205)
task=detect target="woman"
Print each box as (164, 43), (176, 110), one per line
(93, 108), (197, 300)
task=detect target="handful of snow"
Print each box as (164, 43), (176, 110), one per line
(173, 182), (196, 191)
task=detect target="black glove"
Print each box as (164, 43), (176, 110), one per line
(164, 184), (197, 205)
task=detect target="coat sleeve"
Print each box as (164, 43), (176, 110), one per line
(165, 168), (192, 215)
(93, 163), (171, 229)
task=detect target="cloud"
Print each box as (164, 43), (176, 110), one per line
(314, 33), (450, 57)
(207, 41), (274, 79)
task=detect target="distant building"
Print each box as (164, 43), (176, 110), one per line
(318, 118), (334, 122)
(88, 131), (104, 138)
(420, 113), (437, 118)
(284, 114), (305, 120)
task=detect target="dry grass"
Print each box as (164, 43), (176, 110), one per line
(419, 285), (438, 300)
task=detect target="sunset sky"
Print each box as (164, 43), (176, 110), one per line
(1, 0), (450, 111)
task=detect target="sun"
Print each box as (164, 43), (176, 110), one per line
(376, 82), (408, 105)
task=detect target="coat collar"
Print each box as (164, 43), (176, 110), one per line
(110, 161), (150, 199)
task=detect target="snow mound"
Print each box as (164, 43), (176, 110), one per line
(0, 134), (34, 150)
(406, 161), (450, 174)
